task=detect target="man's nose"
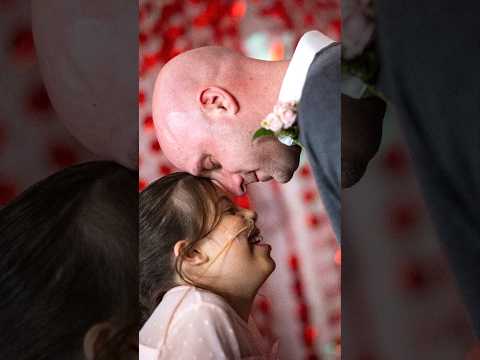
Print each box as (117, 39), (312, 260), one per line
(212, 171), (245, 196)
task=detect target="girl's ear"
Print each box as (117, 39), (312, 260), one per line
(174, 240), (209, 266)
(83, 322), (113, 360)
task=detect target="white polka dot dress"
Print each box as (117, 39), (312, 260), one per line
(139, 286), (279, 359)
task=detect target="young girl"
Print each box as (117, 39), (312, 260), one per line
(139, 172), (278, 359)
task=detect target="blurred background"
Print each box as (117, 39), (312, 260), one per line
(0, 0), (97, 206)
(138, 1), (341, 359)
(343, 105), (476, 360)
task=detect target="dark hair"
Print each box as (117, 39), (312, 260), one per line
(0, 161), (138, 360)
(139, 172), (223, 325)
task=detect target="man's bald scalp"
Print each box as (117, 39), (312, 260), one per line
(152, 46), (241, 132)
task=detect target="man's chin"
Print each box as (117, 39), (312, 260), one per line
(273, 169), (295, 184)
(270, 147), (301, 184)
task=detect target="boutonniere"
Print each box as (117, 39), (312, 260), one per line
(252, 101), (302, 147)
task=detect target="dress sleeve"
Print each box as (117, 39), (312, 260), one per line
(161, 304), (242, 360)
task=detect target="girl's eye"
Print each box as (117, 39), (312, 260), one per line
(224, 207), (236, 215)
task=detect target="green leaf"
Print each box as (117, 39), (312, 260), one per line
(277, 127), (303, 148)
(252, 128), (275, 140)
(278, 127), (299, 138)
(293, 139), (304, 149)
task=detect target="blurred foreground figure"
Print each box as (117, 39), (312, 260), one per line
(375, 0), (480, 340)
(31, 0), (138, 169)
(0, 162), (138, 359)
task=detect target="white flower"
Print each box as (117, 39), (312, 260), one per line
(278, 133), (295, 146)
(281, 109), (297, 128)
(273, 101), (297, 129)
(255, 101), (300, 147)
(261, 118), (272, 129)
(263, 112), (283, 132)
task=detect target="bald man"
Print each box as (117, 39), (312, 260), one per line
(153, 31), (386, 241)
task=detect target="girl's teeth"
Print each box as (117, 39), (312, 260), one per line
(252, 235), (263, 244)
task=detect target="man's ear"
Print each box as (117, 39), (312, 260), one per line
(83, 322), (113, 360)
(174, 240), (209, 266)
(198, 86), (239, 117)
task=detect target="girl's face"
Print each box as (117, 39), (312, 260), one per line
(189, 195), (275, 296)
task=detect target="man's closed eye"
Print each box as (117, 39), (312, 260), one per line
(203, 156), (221, 172)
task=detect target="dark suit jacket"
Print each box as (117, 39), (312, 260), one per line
(376, 1), (480, 337)
(298, 43), (341, 242)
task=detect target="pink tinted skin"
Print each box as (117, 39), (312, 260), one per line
(154, 48), (301, 196)
(32, 0), (138, 169)
(177, 195), (275, 321)
(161, 114), (301, 195)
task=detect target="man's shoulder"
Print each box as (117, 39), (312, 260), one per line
(309, 43), (341, 79)
(299, 42), (340, 114)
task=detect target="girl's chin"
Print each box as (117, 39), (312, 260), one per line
(259, 255), (276, 275)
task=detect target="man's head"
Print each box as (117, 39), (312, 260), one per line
(153, 46), (301, 196)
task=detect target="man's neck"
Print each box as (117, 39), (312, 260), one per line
(242, 59), (290, 122)
(260, 59), (290, 111)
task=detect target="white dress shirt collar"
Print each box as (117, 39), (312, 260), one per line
(278, 31), (336, 103)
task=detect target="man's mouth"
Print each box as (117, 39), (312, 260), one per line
(257, 172), (273, 182)
(243, 172), (259, 186)
(237, 171), (273, 194)
(245, 172), (274, 184)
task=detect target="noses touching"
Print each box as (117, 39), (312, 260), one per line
(210, 168), (273, 196)
(211, 172), (245, 196)
(211, 169), (251, 196)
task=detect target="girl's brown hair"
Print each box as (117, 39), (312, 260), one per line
(139, 172), (224, 325)
(0, 161), (138, 360)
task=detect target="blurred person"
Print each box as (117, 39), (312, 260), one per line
(139, 172), (278, 359)
(0, 161), (138, 359)
(339, 0), (480, 344)
(373, 1), (480, 340)
(31, 0), (138, 169)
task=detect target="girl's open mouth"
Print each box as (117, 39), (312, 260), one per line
(248, 227), (265, 245)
